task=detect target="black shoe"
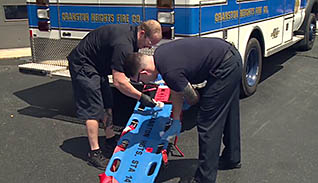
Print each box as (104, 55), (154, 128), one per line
(103, 135), (119, 158)
(218, 160), (241, 170)
(87, 149), (109, 170)
(179, 177), (199, 183)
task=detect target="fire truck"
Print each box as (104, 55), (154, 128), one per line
(19, 0), (317, 97)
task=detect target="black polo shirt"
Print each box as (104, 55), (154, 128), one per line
(154, 37), (232, 92)
(67, 24), (139, 75)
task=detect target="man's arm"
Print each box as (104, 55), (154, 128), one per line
(112, 69), (142, 100)
(170, 90), (184, 121)
(183, 82), (200, 105)
(170, 82), (200, 120)
(113, 69), (157, 107)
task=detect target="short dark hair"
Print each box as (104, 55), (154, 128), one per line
(123, 52), (144, 78)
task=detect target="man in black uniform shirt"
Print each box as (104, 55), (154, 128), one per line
(67, 20), (162, 170)
(123, 37), (242, 183)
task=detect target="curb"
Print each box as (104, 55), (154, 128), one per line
(0, 47), (32, 60)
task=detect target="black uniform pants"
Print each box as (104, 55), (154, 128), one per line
(195, 46), (242, 183)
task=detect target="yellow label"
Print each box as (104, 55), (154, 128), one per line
(214, 6), (269, 23)
(61, 12), (141, 24)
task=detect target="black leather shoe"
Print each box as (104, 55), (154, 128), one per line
(179, 177), (199, 183)
(218, 160), (241, 170)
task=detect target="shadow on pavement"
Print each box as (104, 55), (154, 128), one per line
(14, 79), (78, 121)
(260, 47), (298, 82)
(156, 159), (198, 183)
(13, 79), (137, 127)
(60, 136), (90, 161)
(59, 136), (109, 162)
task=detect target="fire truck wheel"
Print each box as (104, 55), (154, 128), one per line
(297, 13), (317, 51)
(241, 38), (262, 97)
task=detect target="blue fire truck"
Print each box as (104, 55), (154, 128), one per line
(20, 0), (317, 96)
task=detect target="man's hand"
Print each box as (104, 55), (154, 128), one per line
(139, 93), (156, 107)
(112, 69), (141, 100)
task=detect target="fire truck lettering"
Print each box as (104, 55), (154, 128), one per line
(132, 14), (141, 23)
(61, 12), (89, 22)
(255, 6), (262, 15)
(240, 8), (255, 18)
(263, 6), (269, 14)
(215, 10), (238, 23)
(215, 6), (269, 23)
(117, 14), (130, 23)
(61, 12), (141, 24)
(91, 13), (114, 23)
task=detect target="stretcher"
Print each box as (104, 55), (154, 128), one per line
(99, 85), (183, 183)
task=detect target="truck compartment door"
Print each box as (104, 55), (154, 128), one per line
(199, 0), (223, 38)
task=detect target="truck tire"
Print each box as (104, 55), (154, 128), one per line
(297, 13), (317, 51)
(241, 38), (262, 97)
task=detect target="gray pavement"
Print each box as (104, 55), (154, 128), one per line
(0, 41), (318, 183)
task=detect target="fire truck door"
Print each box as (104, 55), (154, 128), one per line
(220, 0), (239, 48)
(283, 0), (294, 43)
(199, 0), (223, 37)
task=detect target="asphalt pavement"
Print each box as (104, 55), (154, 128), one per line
(0, 41), (318, 183)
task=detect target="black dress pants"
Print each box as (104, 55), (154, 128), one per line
(195, 47), (242, 183)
